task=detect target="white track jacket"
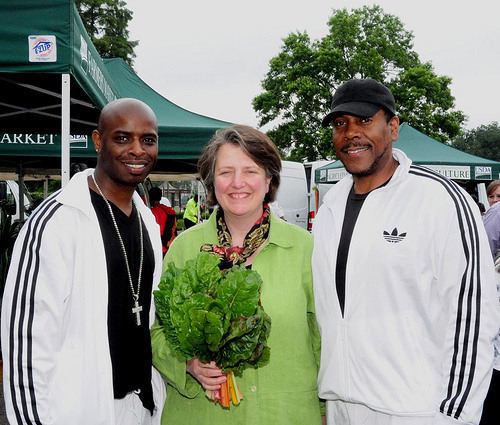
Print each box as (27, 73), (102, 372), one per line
(1, 169), (166, 425)
(312, 149), (499, 424)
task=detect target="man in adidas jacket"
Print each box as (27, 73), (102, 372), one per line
(312, 78), (499, 425)
(1, 99), (166, 425)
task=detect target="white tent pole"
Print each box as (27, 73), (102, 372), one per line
(61, 74), (70, 187)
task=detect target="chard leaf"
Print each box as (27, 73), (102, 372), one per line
(159, 262), (182, 292)
(154, 290), (174, 336)
(216, 314), (266, 370)
(216, 266), (261, 318)
(193, 253), (223, 294)
(173, 293), (232, 361)
(246, 307), (272, 368)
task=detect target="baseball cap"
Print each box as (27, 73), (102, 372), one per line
(321, 78), (396, 128)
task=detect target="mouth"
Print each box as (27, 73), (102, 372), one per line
(229, 193), (249, 199)
(123, 162), (149, 173)
(341, 144), (370, 156)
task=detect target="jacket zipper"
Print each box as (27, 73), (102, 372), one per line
(340, 318), (349, 398)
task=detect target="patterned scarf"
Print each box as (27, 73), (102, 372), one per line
(201, 204), (271, 270)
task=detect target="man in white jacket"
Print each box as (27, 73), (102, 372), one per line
(2, 98), (166, 425)
(312, 78), (499, 424)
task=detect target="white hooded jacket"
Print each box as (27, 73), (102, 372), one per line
(1, 169), (166, 425)
(312, 149), (499, 424)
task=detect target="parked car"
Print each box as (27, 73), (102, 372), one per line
(0, 180), (32, 224)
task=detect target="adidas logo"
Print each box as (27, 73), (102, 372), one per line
(383, 228), (407, 243)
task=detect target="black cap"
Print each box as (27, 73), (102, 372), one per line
(321, 78), (396, 128)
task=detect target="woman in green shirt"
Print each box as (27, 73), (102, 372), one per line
(151, 125), (323, 424)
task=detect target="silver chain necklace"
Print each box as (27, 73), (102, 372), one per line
(92, 172), (144, 326)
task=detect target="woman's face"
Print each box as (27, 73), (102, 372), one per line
(488, 186), (500, 207)
(214, 143), (271, 223)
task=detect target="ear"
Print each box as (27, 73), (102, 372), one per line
(389, 116), (400, 142)
(92, 129), (102, 154)
(265, 176), (272, 194)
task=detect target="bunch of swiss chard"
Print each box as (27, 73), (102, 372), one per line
(154, 252), (271, 407)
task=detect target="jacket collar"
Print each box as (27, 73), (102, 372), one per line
(56, 168), (96, 220)
(323, 148), (412, 209)
(55, 168), (152, 225)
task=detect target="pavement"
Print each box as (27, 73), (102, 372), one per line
(0, 382), (7, 424)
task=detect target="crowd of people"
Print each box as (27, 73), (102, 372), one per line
(2, 79), (500, 425)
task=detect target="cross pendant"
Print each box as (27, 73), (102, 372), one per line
(132, 299), (143, 326)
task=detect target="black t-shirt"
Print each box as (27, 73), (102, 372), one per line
(335, 186), (368, 316)
(90, 189), (155, 413)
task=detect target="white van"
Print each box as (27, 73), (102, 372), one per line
(276, 161), (309, 230)
(303, 160), (331, 231)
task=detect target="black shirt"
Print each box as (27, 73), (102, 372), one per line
(90, 189), (155, 413)
(335, 186), (368, 317)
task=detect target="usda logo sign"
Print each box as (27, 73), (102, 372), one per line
(475, 166), (492, 180)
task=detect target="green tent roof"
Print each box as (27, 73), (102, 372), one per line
(0, 1), (231, 177)
(315, 123), (500, 183)
(0, 0), (118, 134)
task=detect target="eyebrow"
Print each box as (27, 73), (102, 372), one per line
(216, 165), (261, 171)
(113, 130), (158, 138)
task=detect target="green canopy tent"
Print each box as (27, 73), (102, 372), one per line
(0, 0), (231, 183)
(315, 123), (500, 184)
(0, 0), (119, 186)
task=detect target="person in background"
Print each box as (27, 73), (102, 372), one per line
(312, 78), (498, 425)
(149, 186), (177, 257)
(480, 181), (500, 424)
(151, 124), (323, 424)
(487, 180), (500, 207)
(1, 98), (166, 425)
(183, 194), (198, 229)
(480, 206), (500, 424)
(483, 201), (500, 258)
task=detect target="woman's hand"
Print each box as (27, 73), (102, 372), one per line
(186, 357), (227, 391)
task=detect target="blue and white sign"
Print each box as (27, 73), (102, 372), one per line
(475, 166), (492, 180)
(28, 35), (57, 62)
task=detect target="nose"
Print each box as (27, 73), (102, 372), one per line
(128, 138), (145, 156)
(231, 171), (244, 188)
(344, 121), (361, 140)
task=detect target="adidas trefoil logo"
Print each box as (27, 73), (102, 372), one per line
(383, 228), (407, 243)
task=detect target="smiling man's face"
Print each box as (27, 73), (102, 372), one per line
(93, 101), (158, 188)
(332, 109), (399, 180)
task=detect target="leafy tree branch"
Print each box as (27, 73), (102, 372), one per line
(253, 5), (465, 161)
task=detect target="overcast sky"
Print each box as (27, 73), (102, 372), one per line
(124, 0), (500, 132)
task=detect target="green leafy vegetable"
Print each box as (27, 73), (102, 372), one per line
(154, 252), (271, 373)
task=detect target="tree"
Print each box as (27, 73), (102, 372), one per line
(452, 122), (500, 162)
(75, 0), (138, 66)
(253, 5), (466, 161)
(389, 63), (466, 143)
